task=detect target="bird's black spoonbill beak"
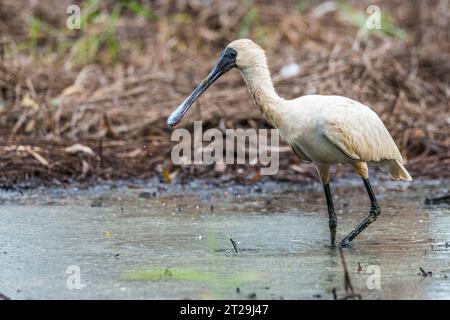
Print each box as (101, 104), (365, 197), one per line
(167, 47), (237, 128)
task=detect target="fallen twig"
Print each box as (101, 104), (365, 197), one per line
(230, 238), (239, 253)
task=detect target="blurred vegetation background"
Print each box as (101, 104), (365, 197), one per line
(0, 0), (449, 186)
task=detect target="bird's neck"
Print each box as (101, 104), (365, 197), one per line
(240, 63), (285, 128)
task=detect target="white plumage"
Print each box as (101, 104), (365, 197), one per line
(279, 95), (411, 181)
(168, 39), (412, 247)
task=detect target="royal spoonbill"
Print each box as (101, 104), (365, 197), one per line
(167, 39), (412, 247)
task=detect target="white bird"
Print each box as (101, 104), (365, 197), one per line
(168, 39), (412, 247)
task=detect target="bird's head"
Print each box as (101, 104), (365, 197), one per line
(167, 39), (265, 128)
(228, 39), (266, 70)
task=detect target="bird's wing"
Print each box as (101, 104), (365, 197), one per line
(291, 144), (312, 162)
(320, 103), (404, 163)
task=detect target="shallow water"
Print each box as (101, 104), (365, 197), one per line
(0, 179), (449, 299)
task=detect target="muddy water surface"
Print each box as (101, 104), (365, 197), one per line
(0, 179), (449, 299)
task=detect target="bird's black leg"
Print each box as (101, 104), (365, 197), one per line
(338, 178), (381, 247)
(323, 183), (337, 247)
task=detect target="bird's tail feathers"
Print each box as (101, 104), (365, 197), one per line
(377, 159), (412, 181)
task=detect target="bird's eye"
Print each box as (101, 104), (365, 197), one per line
(228, 51), (236, 59)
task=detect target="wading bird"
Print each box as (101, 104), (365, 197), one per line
(167, 39), (412, 247)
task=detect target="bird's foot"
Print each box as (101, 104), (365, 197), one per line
(338, 237), (351, 248)
(330, 234), (336, 248)
(329, 222), (337, 248)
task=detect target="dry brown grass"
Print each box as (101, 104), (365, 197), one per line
(0, 0), (449, 186)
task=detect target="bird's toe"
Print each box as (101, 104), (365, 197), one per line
(338, 238), (351, 248)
